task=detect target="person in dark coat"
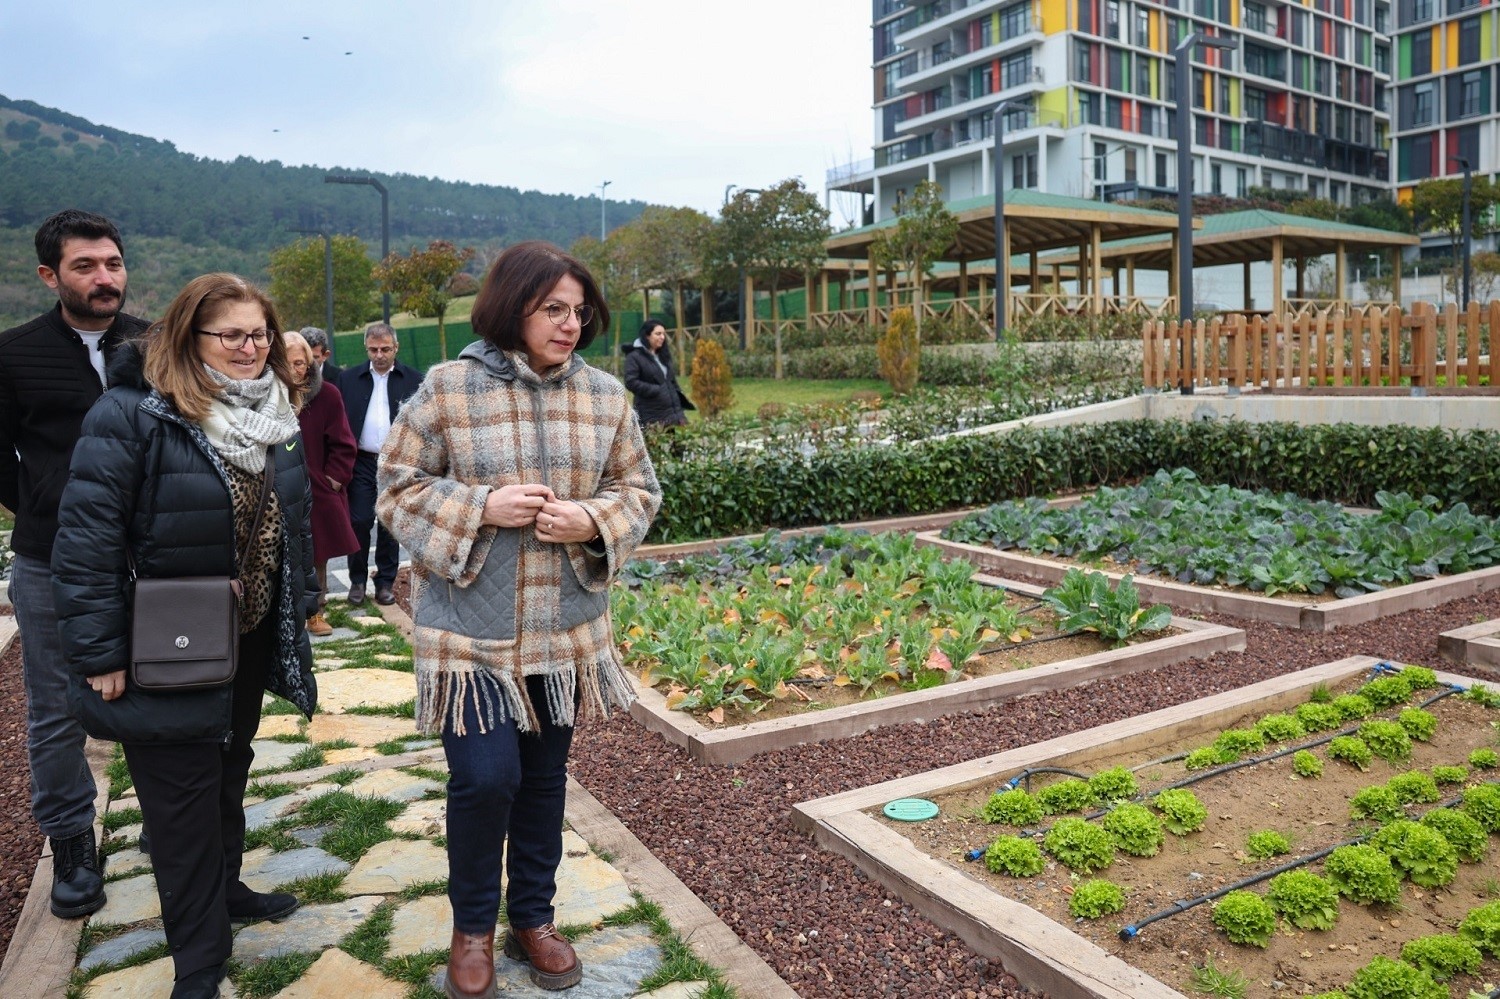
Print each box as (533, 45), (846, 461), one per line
(52, 273), (318, 999)
(621, 319), (693, 427)
(299, 325), (341, 386)
(0, 208), (149, 920)
(284, 330), (360, 637)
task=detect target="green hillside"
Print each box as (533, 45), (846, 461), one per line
(0, 94), (649, 328)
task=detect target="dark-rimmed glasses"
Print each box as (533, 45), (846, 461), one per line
(535, 303), (594, 327)
(196, 328), (274, 350)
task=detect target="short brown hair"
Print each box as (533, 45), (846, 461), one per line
(143, 273), (303, 422)
(470, 241), (607, 353)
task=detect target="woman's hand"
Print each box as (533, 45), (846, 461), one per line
(535, 500), (599, 544)
(89, 670), (126, 702)
(326, 476), (342, 493)
(482, 483), (554, 528)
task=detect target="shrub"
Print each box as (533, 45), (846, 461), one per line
(1255, 713), (1307, 743)
(876, 308), (920, 395)
(1265, 870), (1340, 930)
(1101, 803), (1164, 857)
(1369, 819), (1458, 887)
(1459, 899), (1500, 958)
(1043, 817), (1115, 873)
(1399, 933), (1482, 981)
(1359, 675), (1413, 708)
(979, 788), (1043, 826)
(1419, 809), (1488, 862)
(1246, 829), (1291, 860)
(1151, 789), (1208, 835)
(1396, 708), (1437, 742)
(983, 835), (1046, 876)
(1211, 890), (1277, 947)
(1385, 772), (1439, 805)
(1348, 785), (1403, 823)
(1430, 764), (1468, 785)
(1212, 728), (1266, 760)
(1324, 845), (1402, 904)
(1332, 694), (1375, 721)
(1470, 747), (1499, 769)
(1294, 702), (1344, 733)
(757, 401), (786, 422)
(1344, 955), (1446, 999)
(688, 338), (734, 419)
(1035, 779), (1098, 815)
(1291, 750), (1324, 778)
(1356, 720), (1411, 763)
(1328, 736), (1373, 771)
(1068, 879), (1126, 919)
(1086, 766), (1138, 804)
(1462, 783), (1500, 831)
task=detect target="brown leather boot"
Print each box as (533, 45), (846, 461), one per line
(445, 927), (496, 999)
(503, 923), (583, 989)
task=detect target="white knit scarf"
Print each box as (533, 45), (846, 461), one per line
(200, 366), (300, 473)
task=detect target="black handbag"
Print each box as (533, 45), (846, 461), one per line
(128, 451), (275, 692)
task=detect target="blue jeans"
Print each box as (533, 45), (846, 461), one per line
(443, 674), (575, 934)
(9, 553), (96, 838)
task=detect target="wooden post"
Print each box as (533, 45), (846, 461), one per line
(1228, 314), (1246, 391)
(1334, 241), (1346, 305)
(1390, 249), (1402, 306)
(673, 283), (685, 341)
(1169, 231), (1181, 311)
(1411, 300), (1436, 393)
(1295, 257), (1306, 300)
(1090, 223), (1103, 317)
(744, 271), (756, 350)
(866, 250), (878, 330)
(819, 271), (829, 314)
(959, 259), (969, 301)
(1243, 260), (1253, 311)
(1271, 236), (1284, 315)
(1000, 226), (1013, 335)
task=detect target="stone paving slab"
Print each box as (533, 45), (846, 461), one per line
(84, 955), (241, 997)
(640, 983), (712, 999)
(314, 668), (414, 713)
(304, 714), (418, 747)
(433, 924), (662, 999)
(256, 715), (305, 739)
(249, 739), (308, 773)
(321, 746), (383, 766)
(232, 896), (384, 961)
(340, 768), (441, 802)
(385, 893), (450, 958)
(342, 839), (447, 894)
(309, 625), (361, 643)
(93, 872), (159, 926)
(268, 947), (406, 998)
(243, 782), (340, 832)
(503, 831), (634, 928)
(78, 926), (168, 971)
(103, 845), (151, 878)
(241, 846), (350, 890)
(389, 797), (445, 837)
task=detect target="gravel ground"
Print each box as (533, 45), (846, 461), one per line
(4, 587), (1500, 995)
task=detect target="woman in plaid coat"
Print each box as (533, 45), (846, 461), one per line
(377, 241), (659, 999)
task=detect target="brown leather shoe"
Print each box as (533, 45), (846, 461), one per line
(445, 927), (496, 999)
(306, 612), (333, 637)
(503, 923), (582, 989)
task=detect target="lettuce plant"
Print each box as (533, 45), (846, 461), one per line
(1396, 708), (1437, 742)
(1295, 701), (1344, 732)
(1470, 747), (1499, 769)
(1035, 778), (1098, 815)
(1211, 890), (1277, 947)
(1369, 819), (1458, 888)
(1212, 728), (1266, 761)
(1328, 736), (1373, 771)
(1399, 933), (1482, 981)
(1324, 845), (1402, 905)
(1086, 766), (1137, 804)
(1397, 665), (1439, 689)
(1358, 675), (1413, 708)
(1429, 764), (1468, 785)
(979, 788), (1043, 826)
(1459, 899), (1500, 958)
(1332, 694), (1375, 721)
(1185, 747), (1226, 770)
(1151, 789), (1208, 835)
(1101, 803), (1164, 857)
(1356, 720), (1412, 764)
(1039, 569), (1171, 646)
(1348, 785), (1403, 823)
(1291, 750), (1323, 778)
(1385, 771), (1439, 805)
(1461, 783), (1500, 831)
(1068, 879), (1125, 919)
(983, 835), (1046, 877)
(1265, 870), (1340, 930)
(1419, 809), (1488, 862)
(1043, 817), (1115, 874)
(1254, 713), (1307, 743)
(1344, 955), (1446, 999)
(1246, 829), (1291, 860)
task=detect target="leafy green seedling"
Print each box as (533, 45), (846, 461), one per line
(983, 835), (1045, 877)
(1349, 785), (1403, 823)
(1265, 870), (1340, 930)
(1102, 803), (1164, 858)
(1358, 675), (1413, 708)
(1086, 766), (1138, 804)
(1331, 694), (1374, 721)
(980, 788), (1043, 826)
(1459, 899), (1500, 958)
(1254, 713), (1307, 743)
(1068, 879), (1125, 919)
(1396, 707), (1437, 742)
(1324, 845), (1402, 905)
(1420, 809), (1489, 863)
(1470, 747), (1499, 769)
(1328, 736), (1373, 771)
(1042, 817), (1115, 874)
(1430, 764), (1468, 785)
(1152, 789), (1208, 835)
(1035, 779), (1098, 815)
(1462, 682), (1500, 708)
(1245, 830), (1291, 860)
(1344, 955), (1446, 999)
(1369, 819), (1458, 888)
(1398, 666), (1439, 690)
(1185, 747), (1225, 770)
(1399, 933), (1482, 982)
(1212, 728), (1266, 761)
(1291, 750), (1323, 777)
(1462, 783), (1500, 831)
(1211, 890), (1277, 947)
(1386, 772), (1439, 805)
(1294, 701), (1344, 733)
(1356, 720), (1412, 764)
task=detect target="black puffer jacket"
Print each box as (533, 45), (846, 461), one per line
(51, 342), (318, 744)
(622, 339), (694, 427)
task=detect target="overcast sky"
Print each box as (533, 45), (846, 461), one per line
(1, 0), (874, 226)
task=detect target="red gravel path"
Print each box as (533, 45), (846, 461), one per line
(4, 589), (1500, 996)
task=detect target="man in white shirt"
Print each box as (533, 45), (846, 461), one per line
(337, 323), (422, 604)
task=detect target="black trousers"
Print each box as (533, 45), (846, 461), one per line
(348, 450), (400, 589)
(123, 615), (274, 981)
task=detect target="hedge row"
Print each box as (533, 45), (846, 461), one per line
(647, 419), (1500, 543)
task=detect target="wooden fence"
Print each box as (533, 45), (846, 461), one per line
(1143, 301), (1500, 393)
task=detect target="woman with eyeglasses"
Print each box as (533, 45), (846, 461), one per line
(377, 241), (659, 998)
(52, 273), (318, 999)
(622, 318), (694, 428)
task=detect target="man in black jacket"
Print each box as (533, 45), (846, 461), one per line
(0, 209), (149, 919)
(338, 322), (421, 605)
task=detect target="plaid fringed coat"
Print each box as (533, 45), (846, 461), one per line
(376, 341), (660, 736)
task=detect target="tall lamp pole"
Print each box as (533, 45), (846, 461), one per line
(597, 180), (612, 240)
(991, 98), (1032, 342)
(291, 228), (336, 363)
(1174, 30), (1238, 394)
(1450, 156), (1473, 309)
(324, 175), (390, 322)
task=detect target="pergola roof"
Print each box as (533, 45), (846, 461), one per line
(1036, 208), (1419, 270)
(823, 190), (1186, 261)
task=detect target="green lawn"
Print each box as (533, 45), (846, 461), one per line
(680, 377), (889, 419)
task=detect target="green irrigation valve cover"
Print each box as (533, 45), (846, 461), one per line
(883, 798), (939, 821)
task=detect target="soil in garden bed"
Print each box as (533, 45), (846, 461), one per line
(879, 683), (1500, 998)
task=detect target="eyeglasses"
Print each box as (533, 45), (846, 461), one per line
(196, 328), (274, 350)
(535, 302), (594, 327)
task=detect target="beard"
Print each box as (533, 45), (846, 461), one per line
(58, 282), (125, 321)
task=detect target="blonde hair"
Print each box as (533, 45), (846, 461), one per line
(143, 273), (303, 421)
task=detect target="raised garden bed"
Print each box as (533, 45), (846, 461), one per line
(792, 658), (1500, 999)
(1439, 618), (1500, 669)
(620, 529), (1243, 766)
(923, 470), (1500, 632)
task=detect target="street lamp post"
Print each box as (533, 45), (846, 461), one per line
(291, 227), (336, 363)
(1174, 30), (1238, 394)
(597, 180), (612, 241)
(1450, 156), (1473, 310)
(324, 175), (390, 322)
(991, 98), (1032, 342)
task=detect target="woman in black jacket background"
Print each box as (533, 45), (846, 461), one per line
(621, 319), (693, 427)
(52, 273), (318, 999)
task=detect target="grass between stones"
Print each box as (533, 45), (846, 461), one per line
(100, 806), (141, 834)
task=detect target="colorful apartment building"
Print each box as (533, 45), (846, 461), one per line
(832, 0), (1397, 223)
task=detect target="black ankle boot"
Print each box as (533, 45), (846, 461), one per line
(49, 827), (105, 918)
(170, 960), (226, 999)
(226, 885), (299, 924)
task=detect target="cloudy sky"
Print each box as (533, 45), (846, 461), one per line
(1, 0), (874, 225)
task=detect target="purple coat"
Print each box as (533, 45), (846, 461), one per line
(298, 380), (362, 563)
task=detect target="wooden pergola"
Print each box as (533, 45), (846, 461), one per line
(821, 190), (1188, 326)
(1035, 209), (1421, 312)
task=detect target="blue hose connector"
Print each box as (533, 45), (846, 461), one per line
(1118, 925), (1138, 941)
(966, 848), (985, 862)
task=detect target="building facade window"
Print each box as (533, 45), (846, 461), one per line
(1155, 151), (1169, 188)
(1012, 152), (1038, 188)
(1001, 51), (1033, 89)
(1457, 16), (1480, 64)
